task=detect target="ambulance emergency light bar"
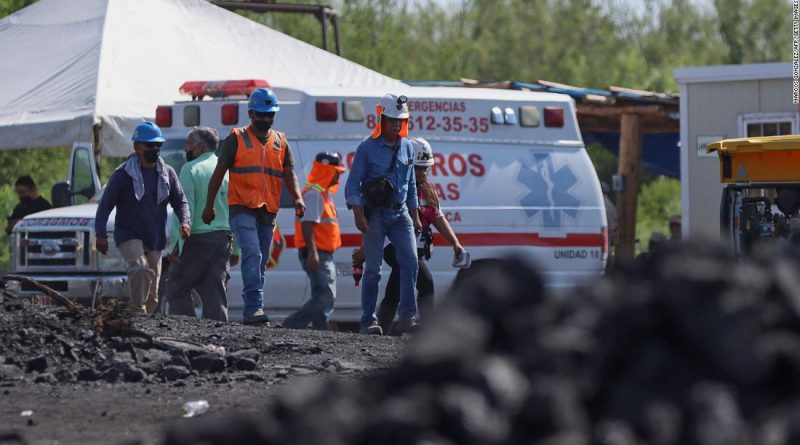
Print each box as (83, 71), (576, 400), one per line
(179, 79), (271, 100)
(155, 78), (566, 130)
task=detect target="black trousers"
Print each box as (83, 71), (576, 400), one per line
(164, 231), (232, 322)
(377, 243), (434, 332)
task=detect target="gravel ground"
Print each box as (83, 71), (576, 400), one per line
(7, 241), (800, 445)
(0, 293), (407, 445)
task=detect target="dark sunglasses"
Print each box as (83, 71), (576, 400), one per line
(253, 111), (276, 119)
(140, 142), (162, 149)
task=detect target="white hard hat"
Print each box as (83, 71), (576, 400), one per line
(378, 94), (409, 119)
(410, 137), (434, 167)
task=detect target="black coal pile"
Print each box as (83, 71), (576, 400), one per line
(0, 280), (388, 387)
(162, 241), (800, 445)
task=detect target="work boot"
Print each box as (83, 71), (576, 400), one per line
(243, 308), (270, 326)
(145, 297), (159, 314)
(391, 318), (419, 336)
(376, 304), (396, 336)
(359, 321), (383, 335)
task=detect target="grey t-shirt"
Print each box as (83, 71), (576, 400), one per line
(300, 189), (324, 223)
(219, 128), (296, 224)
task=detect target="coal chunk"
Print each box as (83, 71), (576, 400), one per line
(190, 354), (227, 373)
(162, 365), (191, 381)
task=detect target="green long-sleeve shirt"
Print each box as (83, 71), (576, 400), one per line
(169, 152), (240, 255)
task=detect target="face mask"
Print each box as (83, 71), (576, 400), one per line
(143, 149), (160, 163)
(185, 150), (198, 162)
(252, 121), (271, 132)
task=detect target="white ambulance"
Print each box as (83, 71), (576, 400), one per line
(155, 80), (607, 321)
(9, 79), (607, 322)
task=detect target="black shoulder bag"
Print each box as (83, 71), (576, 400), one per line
(362, 145), (400, 210)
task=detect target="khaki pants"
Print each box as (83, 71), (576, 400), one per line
(118, 239), (162, 314)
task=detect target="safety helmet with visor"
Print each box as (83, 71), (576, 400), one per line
(315, 151), (343, 167)
(410, 138), (434, 167)
(371, 93), (410, 139)
(378, 94), (409, 119)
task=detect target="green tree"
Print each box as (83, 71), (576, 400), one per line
(714, 0), (792, 63)
(636, 176), (681, 251)
(0, 0), (35, 17)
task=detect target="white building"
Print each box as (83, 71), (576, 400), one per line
(674, 63), (796, 239)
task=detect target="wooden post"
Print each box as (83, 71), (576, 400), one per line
(616, 113), (643, 258)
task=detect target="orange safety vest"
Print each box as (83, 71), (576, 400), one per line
(228, 126), (286, 213)
(294, 183), (341, 253)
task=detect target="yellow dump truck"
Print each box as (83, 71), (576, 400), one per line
(707, 135), (800, 255)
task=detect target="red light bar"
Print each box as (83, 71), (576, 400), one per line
(221, 103), (239, 126)
(316, 101), (338, 122)
(543, 107), (564, 128)
(155, 106), (173, 127)
(179, 79), (271, 99)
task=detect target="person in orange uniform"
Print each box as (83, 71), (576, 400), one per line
(203, 88), (305, 325)
(282, 152), (345, 330)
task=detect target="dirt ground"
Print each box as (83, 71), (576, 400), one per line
(0, 299), (408, 445)
(8, 245), (800, 445)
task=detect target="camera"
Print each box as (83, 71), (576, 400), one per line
(417, 227), (433, 260)
(452, 251), (471, 268)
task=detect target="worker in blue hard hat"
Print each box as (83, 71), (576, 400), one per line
(95, 120), (191, 314)
(203, 87), (305, 326)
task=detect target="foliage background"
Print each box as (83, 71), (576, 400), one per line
(0, 0), (793, 267)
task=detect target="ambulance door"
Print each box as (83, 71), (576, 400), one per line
(421, 141), (605, 296)
(289, 139), (368, 322)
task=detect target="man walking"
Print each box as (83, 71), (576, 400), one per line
(164, 127), (239, 322)
(282, 152), (345, 330)
(95, 121), (190, 314)
(203, 88), (305, 326)
(345, 93), (422, 335)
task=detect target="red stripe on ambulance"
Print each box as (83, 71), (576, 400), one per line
(285, 233), (604, 248)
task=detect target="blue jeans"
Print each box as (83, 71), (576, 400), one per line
(229, 212), (274, 317)
(283, 250), (336, 330)
(361, 207), (418, 327)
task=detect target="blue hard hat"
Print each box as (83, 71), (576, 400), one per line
(248, 88), (280, 112)
(131, 121), (166, 143)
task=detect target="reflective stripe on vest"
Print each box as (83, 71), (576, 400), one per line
(228, 126), (285, 212)
(229, 165), (284, 178)
(294, 187), (341, 252)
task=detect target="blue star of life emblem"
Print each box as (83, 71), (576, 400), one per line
(516, 153), (581, 228)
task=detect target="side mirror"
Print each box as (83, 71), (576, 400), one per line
(78, 186), (95, 199)
(51, 182), (71, 208)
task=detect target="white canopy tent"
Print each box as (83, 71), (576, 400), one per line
(0, 0), (401, 156)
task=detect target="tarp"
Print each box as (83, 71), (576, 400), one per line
(0, 0), (401, 156)
(583, 132), (680, 179)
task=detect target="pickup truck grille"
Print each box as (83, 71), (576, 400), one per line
(19, 230), (91, 268)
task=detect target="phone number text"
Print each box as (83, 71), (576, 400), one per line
(367, 115), (490, 133)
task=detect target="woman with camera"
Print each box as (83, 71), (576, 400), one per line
(354, 137), (465, 335)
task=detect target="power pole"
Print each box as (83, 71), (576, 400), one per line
(616, 113), (643, 258)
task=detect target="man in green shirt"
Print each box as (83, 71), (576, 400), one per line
(164, 127), (240, 321)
